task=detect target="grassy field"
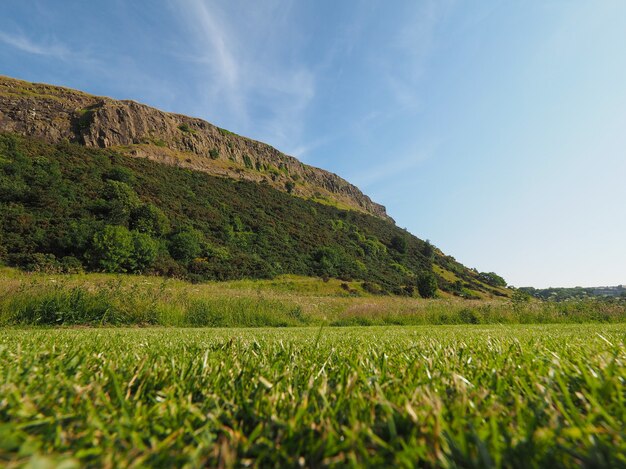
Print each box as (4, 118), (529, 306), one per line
(1, 325), (625, 467)
(1, 268), (624, 327)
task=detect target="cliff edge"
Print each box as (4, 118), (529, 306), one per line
(0, 76), (391, 221)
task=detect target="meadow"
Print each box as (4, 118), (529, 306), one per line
(1, 325), (625, 467)
(1, 268), (624, 327)
(1, 268), (626, 467)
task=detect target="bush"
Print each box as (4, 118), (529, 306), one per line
(59, 256), (84, 274)
(151, 251), (186, 278)
(390, 235), (408, 254)
(362, 281), (384, 295)
(479, 271), (507, 287)
(132, 232), (158, 273)
(103, 180), (140, 225)
(105, 166), (136, 185)
(459, 308), (480, 324)
(169, 229), (203, 263)
(90, 225), (135, 273)
(420, 240), (435, 263)
(23, 253), (60, 273)
(130, 203), (170, 237)
(416, 271), (438, 298)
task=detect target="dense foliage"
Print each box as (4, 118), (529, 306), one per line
(520, 285), (626, 301)
(0, 134), (496, 295)
(478, 271), (507, 287)
(1, 326), (625, 467)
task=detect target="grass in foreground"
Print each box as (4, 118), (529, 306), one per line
(1, 325), (625, 467)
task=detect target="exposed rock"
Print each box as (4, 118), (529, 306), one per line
(0, 75), (391, 221)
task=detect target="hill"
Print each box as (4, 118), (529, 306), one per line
(0, 76), (508, 298)
(0, 75), (388, 219)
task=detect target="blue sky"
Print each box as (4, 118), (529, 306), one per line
(1, 0), (625, 287)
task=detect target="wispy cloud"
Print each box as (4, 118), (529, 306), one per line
(377, 0), (455, 111)
(348, 139), (440, 189)
(169, 0), (315, 151)
(0, 30), (73, 60)
(172, 0), (245, 121)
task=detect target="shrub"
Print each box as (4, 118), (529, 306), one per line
(130, 203), (170, 237)
(7, 288), (116, 325)
(23, 253), (60, 273)
(103, 180), (140, 225)
(105, 166), (136, 185)
(151, 251), (186, 278)
(90, 225), (135, 273)
(169, 229), (203, 263)
(132, 232), (158, 273)
(416, 271), (438, 298)
(459, 308), (480, 324)
(59, 256), (84, 274)
(313, 247), (342, 278)
(479, 271), (507, 287)
(390, 235), (408, 254)
(420, 240), (435, 263)
(362, 281), (384, 295)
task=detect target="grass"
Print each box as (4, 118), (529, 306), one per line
(0, 325), (625, 467)
(1, 268), (625, 327)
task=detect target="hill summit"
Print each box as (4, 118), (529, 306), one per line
(0, 75), (388, 220)
(0, 75), (508, 298)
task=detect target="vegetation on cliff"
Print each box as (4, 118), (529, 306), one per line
(0, 133), (502, 296)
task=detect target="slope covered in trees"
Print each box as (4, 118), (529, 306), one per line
(0, 133), (505, 297)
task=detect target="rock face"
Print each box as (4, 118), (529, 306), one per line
(0, 75), (391, 220)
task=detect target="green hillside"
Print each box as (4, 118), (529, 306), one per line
(0, 133), (505, 297)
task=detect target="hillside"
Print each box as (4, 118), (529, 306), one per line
(0, 77), (508, 298)
(0, 75), (388, 219)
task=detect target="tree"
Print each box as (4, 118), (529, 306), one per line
(312, 247), (341, 278)
(132, 231), (158, 272)
(416, 271), (438, 298)
(103, 180), (140, 226)
(479, 272), (507, 288)
(130, 203), (170, 237)
(90, 225), (134, 272)
(420, 240), (435, 262)
(169, 229), (203, 263)
(390, 235), (408, 254)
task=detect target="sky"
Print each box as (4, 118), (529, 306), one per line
(1, 0), (625, 287)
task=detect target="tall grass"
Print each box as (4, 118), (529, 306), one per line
(0, 269), (624, 326)
(0, 281), (308, 327)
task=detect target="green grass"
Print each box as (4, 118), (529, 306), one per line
(1, 325), (625, 467)
(1, 269), (625, 327)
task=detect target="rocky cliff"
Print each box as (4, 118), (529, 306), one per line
(0, 76), (391, 220)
